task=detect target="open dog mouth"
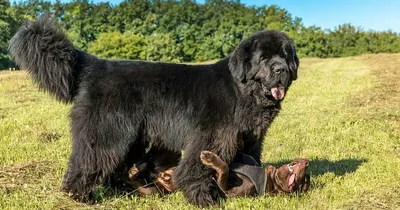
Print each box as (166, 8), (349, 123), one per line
(271, 82), (285, 100)
(287, 163), (297, 191)
(261, 82), (285, 101)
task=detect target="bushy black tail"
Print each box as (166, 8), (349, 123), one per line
(8, 15), (78, 103)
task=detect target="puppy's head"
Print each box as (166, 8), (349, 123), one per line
(266, 158), (310, 194)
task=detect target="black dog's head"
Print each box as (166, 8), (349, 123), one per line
(229, 30), (299, 104)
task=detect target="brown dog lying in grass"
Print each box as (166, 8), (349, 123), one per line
(124, 148), (310, 197)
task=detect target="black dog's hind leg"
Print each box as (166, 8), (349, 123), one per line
(61, 136), (146, 202)
(61, 138), (111, 202)
(61, 106), (145, 202)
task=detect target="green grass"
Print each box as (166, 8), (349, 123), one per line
(1, 54), (399, 209)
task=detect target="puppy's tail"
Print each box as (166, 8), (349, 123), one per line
(9, 15), (84, 103)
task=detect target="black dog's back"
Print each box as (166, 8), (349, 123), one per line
(9, 16), (239, 154)
(8, 16), (237, 112)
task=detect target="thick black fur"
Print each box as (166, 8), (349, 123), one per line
(8, 16), (299, 206)
(128, 147), (181, 184)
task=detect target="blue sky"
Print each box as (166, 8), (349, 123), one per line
(237, 0), (400, 32)
(86, 0), (400, 32)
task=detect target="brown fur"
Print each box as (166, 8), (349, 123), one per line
(125, 150), (310, 197)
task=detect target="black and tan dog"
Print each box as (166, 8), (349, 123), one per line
(124, 149), (310, 197)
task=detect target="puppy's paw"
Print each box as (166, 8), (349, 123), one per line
(128, 164), (139, 180)
(200, 151), (217, 166)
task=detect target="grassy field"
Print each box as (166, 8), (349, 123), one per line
(0, 54), (399, 209)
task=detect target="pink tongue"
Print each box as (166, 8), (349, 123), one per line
(271, 85), (285, 100)
(288, 173), (295, 187)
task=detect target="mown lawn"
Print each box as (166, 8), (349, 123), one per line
(0, 54), (399, 209)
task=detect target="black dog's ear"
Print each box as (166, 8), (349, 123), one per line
(285, 41), (299, 80)
(294, 54), (299, 79)
(229, 38), (256, 83)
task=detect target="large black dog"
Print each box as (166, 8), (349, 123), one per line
(9, 16), (299, 206)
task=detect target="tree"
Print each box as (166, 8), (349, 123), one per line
(294, 26), (330, 58)
(145, 33), (182, 62)
(3, 0), (400, 63)
(0, 0), (14, 69)
(87, 32), (146, 60)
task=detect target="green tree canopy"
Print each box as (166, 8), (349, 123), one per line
(1, 0), (400, 69)
(87, 31), (146, 60)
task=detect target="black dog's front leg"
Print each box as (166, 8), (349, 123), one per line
(173, 131), (238, 206)
(173, 156), (224, 206)
(241, 133), (263, 165)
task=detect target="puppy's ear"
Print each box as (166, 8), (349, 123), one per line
(299, 174), (310, 193)
(229, 38), (256, 83)
(265, 166), (276, 193)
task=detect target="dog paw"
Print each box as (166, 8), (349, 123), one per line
(128, 164), (139, 179)
(200, 151), (217, 166)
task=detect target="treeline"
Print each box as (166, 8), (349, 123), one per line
(1, 0), (400, 69)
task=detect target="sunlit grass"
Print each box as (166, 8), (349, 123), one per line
(1, 54), (399, 209)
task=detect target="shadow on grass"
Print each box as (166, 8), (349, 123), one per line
(264, 158), (367, 176)
(90, 182), (138, 203)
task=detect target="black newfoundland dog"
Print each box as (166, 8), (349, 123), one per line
(9, 16), (299, 206)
